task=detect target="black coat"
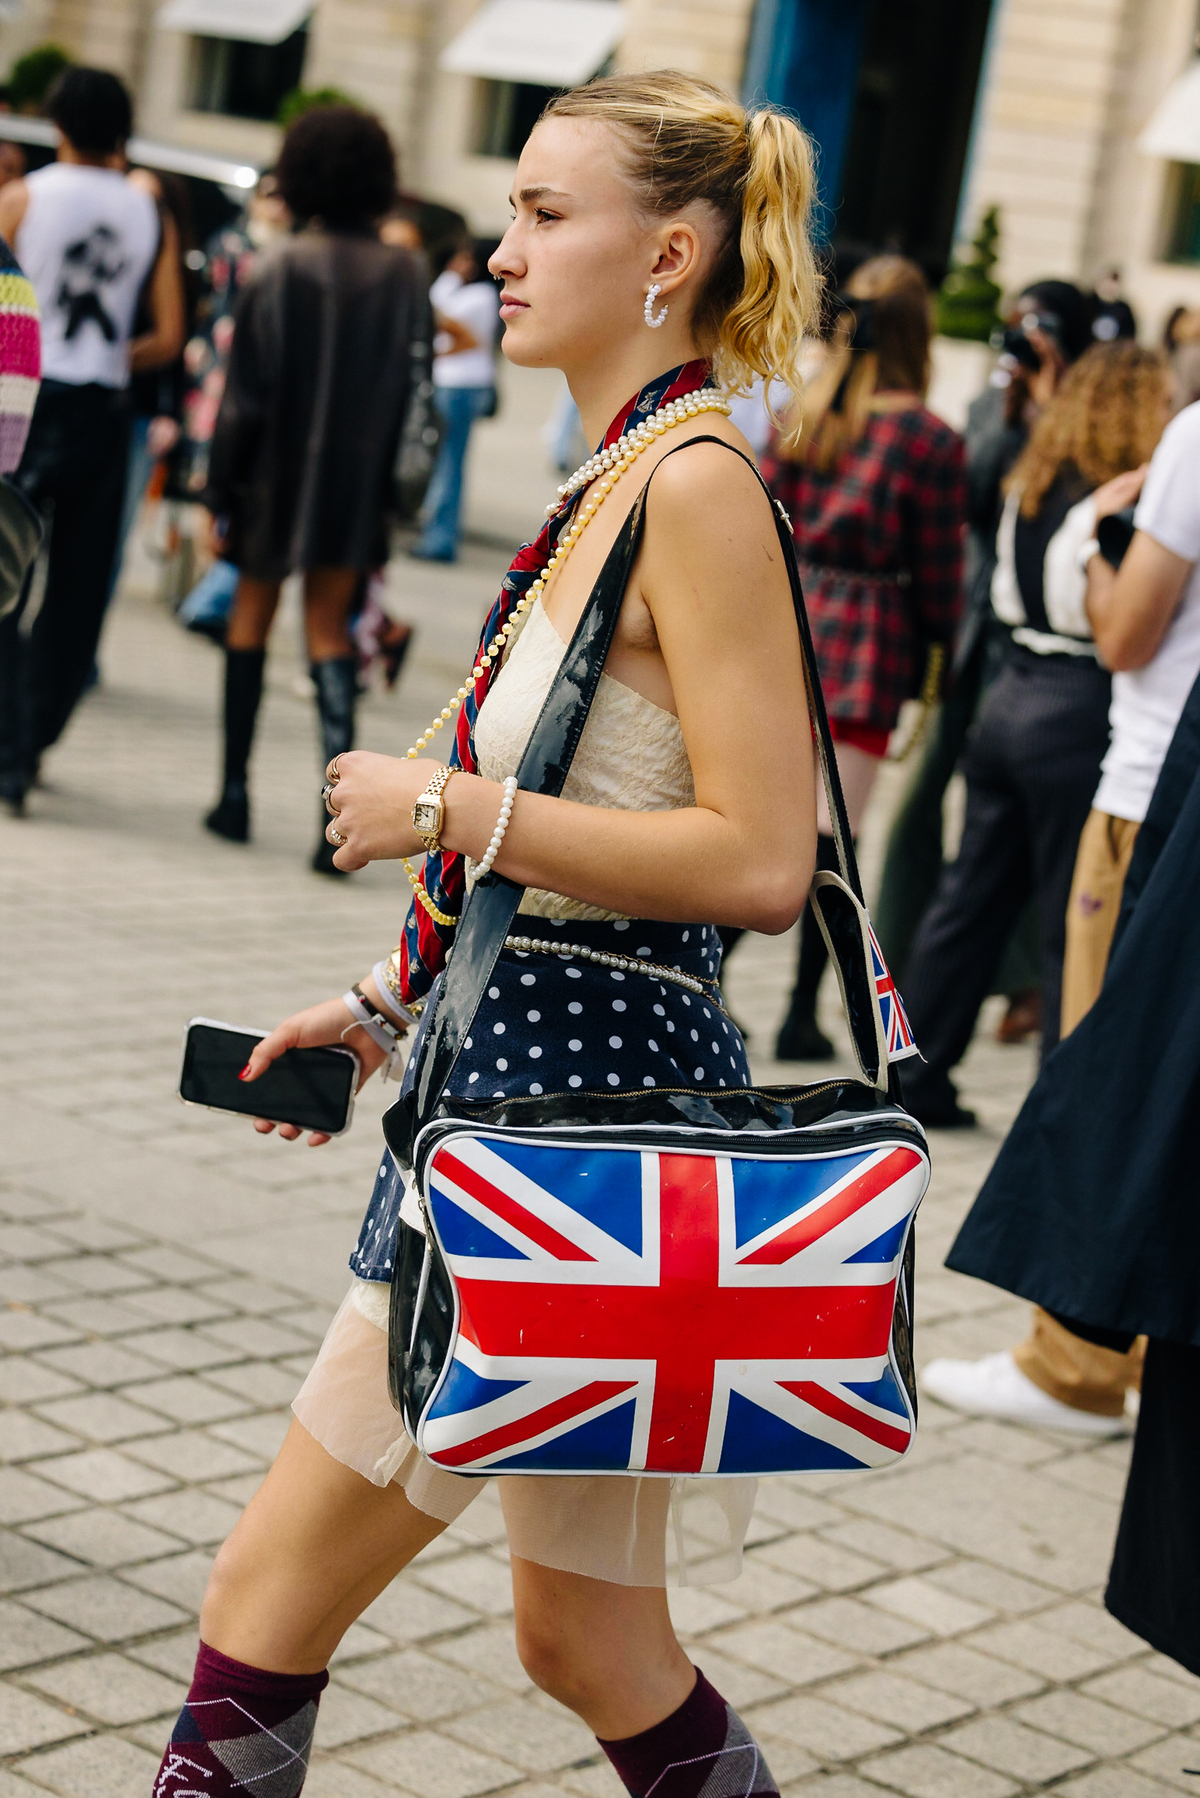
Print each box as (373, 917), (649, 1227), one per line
(206, 228), (431, 580)
(946, 668), (1200, 1346)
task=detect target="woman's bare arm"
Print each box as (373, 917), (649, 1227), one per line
(329, 447), (817, 934)
(129, 210), (185, 373)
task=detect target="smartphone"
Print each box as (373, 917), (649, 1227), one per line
(179, 1019), (359, 1137)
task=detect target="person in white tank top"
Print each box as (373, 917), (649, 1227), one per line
(0, 66), (174, 813)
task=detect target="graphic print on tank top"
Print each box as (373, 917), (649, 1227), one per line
(56, 225), (129, 343)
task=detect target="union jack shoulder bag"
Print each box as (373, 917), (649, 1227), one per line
(382, 438), (930, 1480)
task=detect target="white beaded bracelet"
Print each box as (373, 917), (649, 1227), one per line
(474, 776), (518, 880)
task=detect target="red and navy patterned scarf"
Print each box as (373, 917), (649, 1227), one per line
(396, 359), (715, 1007)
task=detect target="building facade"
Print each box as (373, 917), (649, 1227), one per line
(0, 0), (1197, 333)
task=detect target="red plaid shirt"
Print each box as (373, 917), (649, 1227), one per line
(763, 405), (965, 732)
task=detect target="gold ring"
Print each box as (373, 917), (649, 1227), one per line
(326, 823), (346, 847)
(322, 782), (338, 816)
(325, 755), (343, 785)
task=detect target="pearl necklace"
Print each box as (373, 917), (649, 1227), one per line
(400, 389), (732, 927)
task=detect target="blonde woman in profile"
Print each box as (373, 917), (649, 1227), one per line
(154, 72), (822, 1797)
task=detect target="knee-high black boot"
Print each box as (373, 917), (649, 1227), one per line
(775, 832), (842, 1061)
(311, 654), (357, 875)
(204, 647), (265, 842)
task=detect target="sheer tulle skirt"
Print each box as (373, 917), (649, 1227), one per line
(292, 1282), (757, 1587)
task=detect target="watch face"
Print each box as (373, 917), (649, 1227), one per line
(413, 800), (440, 835)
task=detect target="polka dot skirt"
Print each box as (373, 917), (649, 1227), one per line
(351, 917), (749, 1281)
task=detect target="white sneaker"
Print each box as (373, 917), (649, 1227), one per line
(920, 1350), (1133, 1435)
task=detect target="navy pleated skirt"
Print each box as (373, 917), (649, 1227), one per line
(350, 916), (749, 1282)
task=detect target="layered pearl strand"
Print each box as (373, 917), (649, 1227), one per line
(399, 388), (732, 927)
(504, 933), (721, 1002)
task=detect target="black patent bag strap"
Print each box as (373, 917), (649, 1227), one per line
(400, 433), (869, 1144)
(404, 486), (651, 1139)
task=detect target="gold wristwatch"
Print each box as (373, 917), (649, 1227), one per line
(411, 764), (455, 854)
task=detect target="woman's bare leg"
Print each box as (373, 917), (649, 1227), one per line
(510, 1556), (694, 1738)
(225, 575), (282, 651)
(302, 567), (360, 661)
(200, 1419), (448, 1673)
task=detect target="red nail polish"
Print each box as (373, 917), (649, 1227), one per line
(238, 1064), (253, 1080)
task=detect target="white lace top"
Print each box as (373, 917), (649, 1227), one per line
(469, 599), (694, 919)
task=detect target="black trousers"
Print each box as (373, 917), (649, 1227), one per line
(1107, 1339), (1200, 1677)
(0, 380), (131, 797)
(902, 648), (1111, 1088)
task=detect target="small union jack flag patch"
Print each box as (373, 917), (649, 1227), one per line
(869, 924), (918, 1063)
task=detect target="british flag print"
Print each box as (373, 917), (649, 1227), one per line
(414, 1131), (929, 1478)
(869, 923), (919, 1063)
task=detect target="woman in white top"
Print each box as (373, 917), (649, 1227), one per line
(154, 71), (822, 1798)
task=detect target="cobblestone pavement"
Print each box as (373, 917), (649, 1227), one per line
(2, 538), (1197, 1798)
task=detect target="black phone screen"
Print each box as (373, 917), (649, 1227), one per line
(180, 1022), (357, 1135)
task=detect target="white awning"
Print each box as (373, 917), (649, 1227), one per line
(1139, 60), (1200, 163)
(439, 0), (625, 89)
(156, 0), (311, 45)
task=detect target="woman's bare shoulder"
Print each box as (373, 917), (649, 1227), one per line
(644, 426), (781, 558)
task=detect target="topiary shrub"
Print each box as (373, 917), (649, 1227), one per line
(936, 205), (1003, 343)
(276, 85), (357, 128)
(9, 44), (72, 115)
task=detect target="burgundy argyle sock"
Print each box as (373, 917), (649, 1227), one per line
(598, 1668), (779, 1798)
(153, 1641), (328, 1796)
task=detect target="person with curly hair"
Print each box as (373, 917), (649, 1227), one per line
(899, 340), (1171, 1127)
(202, 105), (431, 872)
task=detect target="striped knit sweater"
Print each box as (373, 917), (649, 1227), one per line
(0, 235), (39, 474)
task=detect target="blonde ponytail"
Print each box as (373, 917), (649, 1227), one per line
(543, 73), (819, 417)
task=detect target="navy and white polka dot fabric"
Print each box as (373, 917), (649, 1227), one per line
(350, 916), (749, 1281)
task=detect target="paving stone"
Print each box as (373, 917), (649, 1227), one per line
(790, 1777), (886, 1798)
(921, 1560), (1055, 1616)
(305, 1758), (395, 1796)
(0, 1767), (54, 1796)
(746, 1693), (903, 1761)
(199, 1315), (317, 1358)
(684, 1648), (790, 1710)
(858, 1743), (1020, 1797)
(1, 1412), (83, 1461)
(1033, 1599), (1146, 1660)
(0, 1466), (86, 1524)
(0, 1684), (86, 1754)
(0, 1266), (74, 1304)
(39, 1297), (159, 1336)
(0, 1600), (90, 1670)
(121, 1546), (214, 1612)
(338, 1648), (500, 1719)
(716, 1621), (858, 1687)
(120, 1285), (234, 1326)
(330, 1621), (402, 1668)
(43, 1219), (145, 1255)
(317, 1682), (410, 1747)
(720, 1559), (818, 1613)
(122, 1428), (260, 1481)
(0, 1226), (67, 1261)
(0, 1313), (81, 1353)
(0, 1362), (81, 1405)
(1126, 1735), (1200, 1791)
(118, 1245), (222, 1285)
(38, 1255), (152, 1297)
(757, 1537), (885, 1593)
(431, 1625), (537, 1694)
(208, 1409), (291, 1460)
(818, 1522), (948, 1575)
(32, 1390), (172, 1444)
(1051, 1769), (1179, 1798)
(818, 1670), (974, 1732)
(861, 1577), (991, 1639)
(361, 1580), (480, 1644)
(749, 1486), (846, 1535)
(789, 1597), (930, 1656)
(126, 1628), (202, 1682)
(23, 1507), (181, 1567)
(201, 1359), (307, 1407)
(119, 1327), (241, 1372)
(27, 1447), (174, 1503)
(20, 1574), (189, 1642)
(1143, 1652), (1200, 1691)
(886, 1641), (1044, 1707)
(24, 1651), (185, 1724)
(121, 1487), (243, 1545)
(346, 1726), (523, 1795)
(666, 1585), (745, 1636)
(938, 1714), (1094, 1781)
(447, 1697), (597, 1773)
(33, 1340), (164, 1388)
(962, 1618), (1112, 1681)
(1013, 1688), (1165, 1756)
(120, 1374), (254, 1425)
(13, 1731), (163, 1796)
(0, 1533), (80, 1592)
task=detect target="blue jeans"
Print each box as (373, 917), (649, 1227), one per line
(417, 384), (494, 560)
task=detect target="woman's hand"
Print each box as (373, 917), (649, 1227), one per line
(325, 752), (440, 871)
(1093, 465), (1148, 520)
(240, 995), (388, 1146)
